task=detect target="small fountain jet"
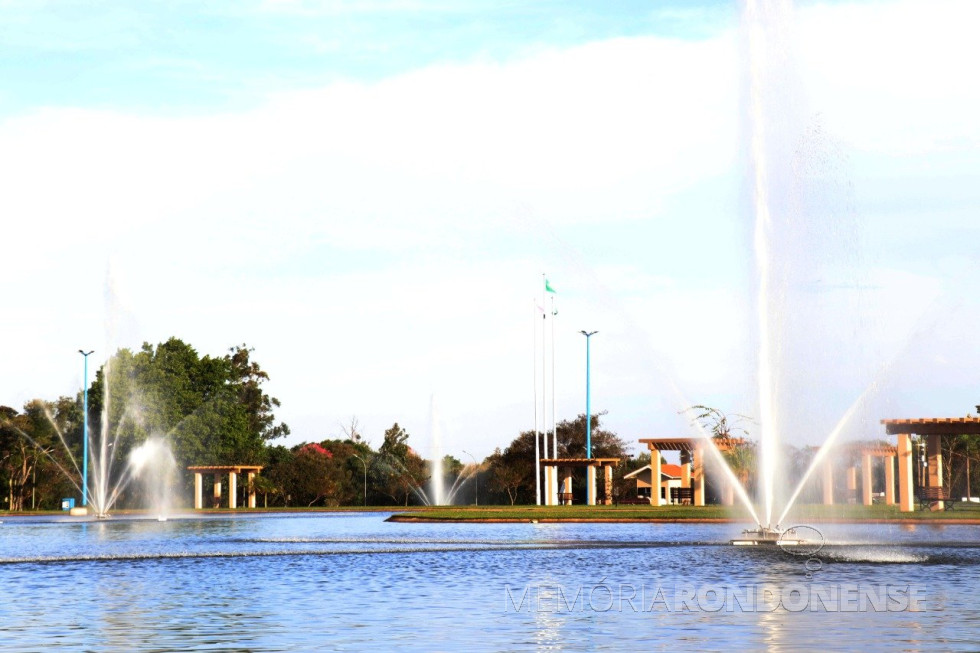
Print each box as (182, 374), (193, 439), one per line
(731, 525), (809, 547)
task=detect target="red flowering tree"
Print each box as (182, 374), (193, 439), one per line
(289, 441), (345, 506)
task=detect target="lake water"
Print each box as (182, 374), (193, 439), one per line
(1, 512), (978, 651)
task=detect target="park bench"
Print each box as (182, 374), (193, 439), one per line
(670, 487), (694, 505)
(917, 487), (955, 510)
(616, 497), (650, 505)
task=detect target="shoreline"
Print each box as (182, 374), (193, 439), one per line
(8, 505), (980, 526)
(386, 515), (980, 525)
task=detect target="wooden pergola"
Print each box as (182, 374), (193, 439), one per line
(822, 442), (899, 507)
(540, 458), (621, 505)
(636, 437), (745, 506)
(187, 465), (263, 509)
(881, 417), (980, 511)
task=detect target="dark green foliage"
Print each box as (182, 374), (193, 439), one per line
(372, 423), (429, 506)
(0, 398), (80, 510)
(486, 412), (627, 505)
(3, 338), (289, 509)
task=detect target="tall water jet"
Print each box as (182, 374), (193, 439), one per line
(744, 0), (804, 529)
(128, 437), (177, 519)
(731, 0), (872, 537)
(428, 394), (445, 505)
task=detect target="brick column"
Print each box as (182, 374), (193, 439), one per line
(693, 445), (705, 506)
(228, 472), (238, 509)
(680, 450), (691, 493)
(822, 460), (834, 505)
(927, 433), (944, 510)
(548, 466), (559, 506)
(586, 465), (597, 506)
(722, 483), (734, 506)
(862, 453), (873, 506)
(194, 473), (203, 510)
(884, 455), (895, 505)
(897, 433), (914, 512)
(603, 464), (613, 505)
(650, 450), (661, 506)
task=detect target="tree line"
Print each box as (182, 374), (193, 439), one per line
(21, 337), (978, 510)
(1, 337), (653, 510)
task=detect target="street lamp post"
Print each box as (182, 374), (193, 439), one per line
(463, 449), (478, 506)
(352, 453), (367, 506)
(579, 331), (598, 458)
(580, 331), (598, 505)
(78, 349), (94, 508)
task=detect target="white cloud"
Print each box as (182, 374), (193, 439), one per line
(3, 2), (980, 459)
(797, 0), (980, 156)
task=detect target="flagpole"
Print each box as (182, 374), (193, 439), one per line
(532, 298), (541, 506)
(551, 294), (558, 503)
(541, 275), (548, 465)
(541, 274), (548, 506)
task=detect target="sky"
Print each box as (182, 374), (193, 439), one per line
(2, 0), (980, 462)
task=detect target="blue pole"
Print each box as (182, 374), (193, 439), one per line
(580, 331), (597, 504)
(585, 337), (592, 459)
(79, 350), (93, 507)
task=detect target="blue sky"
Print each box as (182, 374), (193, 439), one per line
(1, 1), (733, 114)
(2, 0), (979, 462)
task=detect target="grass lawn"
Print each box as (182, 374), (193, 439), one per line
(386, 502), (980, 523)
(11, 503), (980, 523)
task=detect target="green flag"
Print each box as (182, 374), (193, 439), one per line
(545, 279), (557, 294)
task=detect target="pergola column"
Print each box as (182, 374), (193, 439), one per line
(722, 483), (734, 506)
(650, 450), (661, 506)
(586, 465), (597, 506)
(862, 453), (874, 506)
(846, 466), (857, 503)
(247, 472), (257, 508)
(927, 433), (944, 510)
(543, 466), (552, 506)
(692, 445), (705, 506)
(563, 468), (573, 505)
(603, 464), (613, 505)
(552, 466), (560, 506)
(188, 465), (264, 510)
(882, 418), (980, 512)
(822, 460), (834, 505)
(194, 473), (203, 510)
(228, 472), (238, 509)
(897, 433), (914, 512)
(884, 455), (895, 505)
(680, 451), (691, 506)
(639, 438), (747, 508)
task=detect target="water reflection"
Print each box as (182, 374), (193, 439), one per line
(0, 514), (977, 650)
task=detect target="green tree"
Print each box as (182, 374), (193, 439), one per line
(373, 423), (428, 506)
(286, 443), (347, 506)
(258, 445), (294, 506)
(83, 339), (288, 508)
(489, 412), (628, 504)
(683, 405), (756, 493)
(486, 447), (525, 505)
(227, 345), (290, 441)
(0, 400), (78, 510)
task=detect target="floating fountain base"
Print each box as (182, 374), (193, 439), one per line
(731, 526), (809, 547)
